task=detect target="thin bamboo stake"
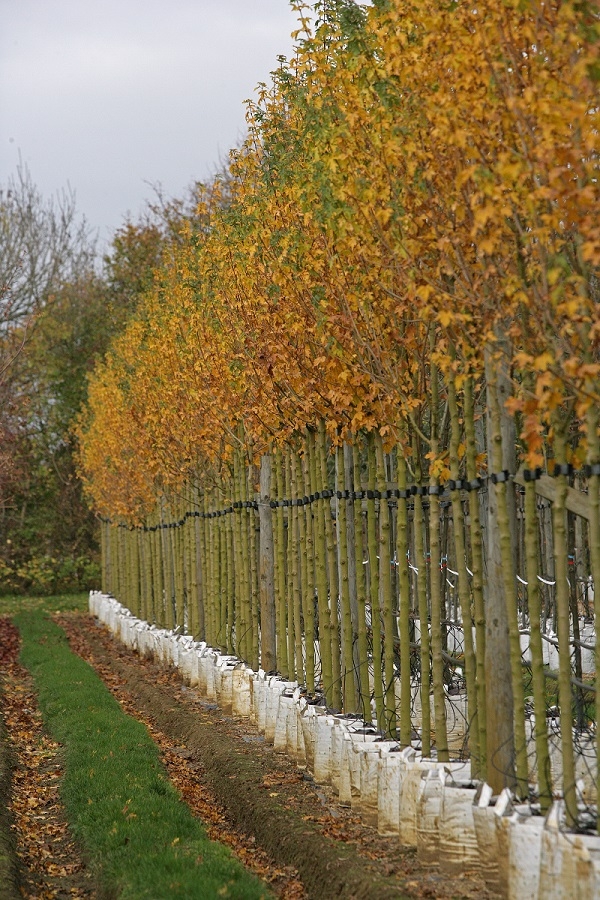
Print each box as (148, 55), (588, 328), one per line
(274, 446), (289, 678)
(585, 404), (600, 831)
(291, 452), (304, 685)
(153, 509), (165, 627)
(161, 502), (174, 631)
(352, 441), (370, 721)
(552, 423), (578, 827)
(301, 443), (316, 694)
(226, 482), (235, 654)
(187, 489), (197, 638)
(147, 518), (157, 625)
(240, 454), (255, 664)
(524, 478), (552, 811)
(194, 486), (205, 640)
(488, 362), (528, 797)
(101, 520), (108, 593)
(309, 428), (332, 702)
(448, 372), (479, 771)
(258, 454), (277, 673)
(374, 432), (398, 736)
(205, 487), (216, 646)
(336, 443), (358, 713)
(173, 502), (184, 629)
(112, 523), (118, 598)
(285, 451), (296, 680)
(219, 508), (228, 651)
(319, 423), (341, 710)
(139, 530), (148, 623)
(464, 377), (487, 779)
(248, 464), (260, 671)
(234, 450), (249, 661)
(298, 454), (309, 686)
(184, 488), (195, 636)
(429, 353), (449, 761)
(395, 441), (413, 748)
(412, 432), (431, 757)
(367, 431), (385, 730)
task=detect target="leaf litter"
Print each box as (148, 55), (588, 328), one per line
(0, 616), (94, 900)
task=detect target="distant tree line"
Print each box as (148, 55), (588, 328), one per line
(0, 164), (198, 593)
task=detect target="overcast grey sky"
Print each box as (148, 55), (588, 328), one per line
(1, 0), (300, 243)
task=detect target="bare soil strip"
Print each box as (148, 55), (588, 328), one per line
(57, 611), (490, 900)
(0, 617), (95, 900)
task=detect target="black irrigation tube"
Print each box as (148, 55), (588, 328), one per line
(100, 465), (594, 532)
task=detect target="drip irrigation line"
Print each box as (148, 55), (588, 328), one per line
(99, 460), (594, 531)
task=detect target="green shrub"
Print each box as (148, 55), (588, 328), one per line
(0, 554), (100, 596)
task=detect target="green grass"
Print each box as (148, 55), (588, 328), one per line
(14, 608), (271, 900)
(0, 591), (89, 618)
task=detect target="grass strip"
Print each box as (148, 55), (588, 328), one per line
(0, 592), (90, 618)
(14, 608), (271, 900)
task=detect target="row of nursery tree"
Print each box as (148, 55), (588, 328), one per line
(77, 1), (600, 828)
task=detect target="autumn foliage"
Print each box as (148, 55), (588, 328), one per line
(76, 1), (599, 813)
(77, 0), (599, 512)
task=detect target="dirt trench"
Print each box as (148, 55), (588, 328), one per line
(56, 611), (490, 900)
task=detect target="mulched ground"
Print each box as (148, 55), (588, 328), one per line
(56, 611), (491, 900)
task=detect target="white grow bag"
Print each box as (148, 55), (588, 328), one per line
(377, 748), (407, 836)
(354, 741), (399, 827)
(438, 779), (478, 874)
(417, 767), (446, 864)
(538, 801), (600, 900)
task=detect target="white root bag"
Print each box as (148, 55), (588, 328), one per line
(215, 657), (239, 714)
(284, 699), (300, 761)
(178, 639), (196, 684)
(538, 801), (600, 900)
(190, 645), (205, 687)
(399, 756), (469, 849)
(162, 634), (175, 667)
(438, 778), (478, 874)
(264, 678), (292, 744)
(231, 666), (252, 717)
(300, 705), (323, 773)
(493, 789), (542, 900)
(355, 741), (399, 827)
(329, 719), (348, 795)
(507, 812), (543, 900)
(120, 617), (133, 648)
(334, 721), (376, 801)
(417, 768), (446, 864)
(472, 783), (502, 895)
(248, 672), (260, 726)
(254, 673), (268, 733)
(136, 622), (152, 657)
(293, 695), (307, 767)
(348, 734), (381, 808)
(196, 649), (209, 694)
(399, 759), (426, 847)
(313, 715), (336, 784)
(377, 749), (405, 836)
(338, 733), (354, 805)
(168, 635), (179, 667)
(274, 692), (296, 752)
(204, 650), (218, 701)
